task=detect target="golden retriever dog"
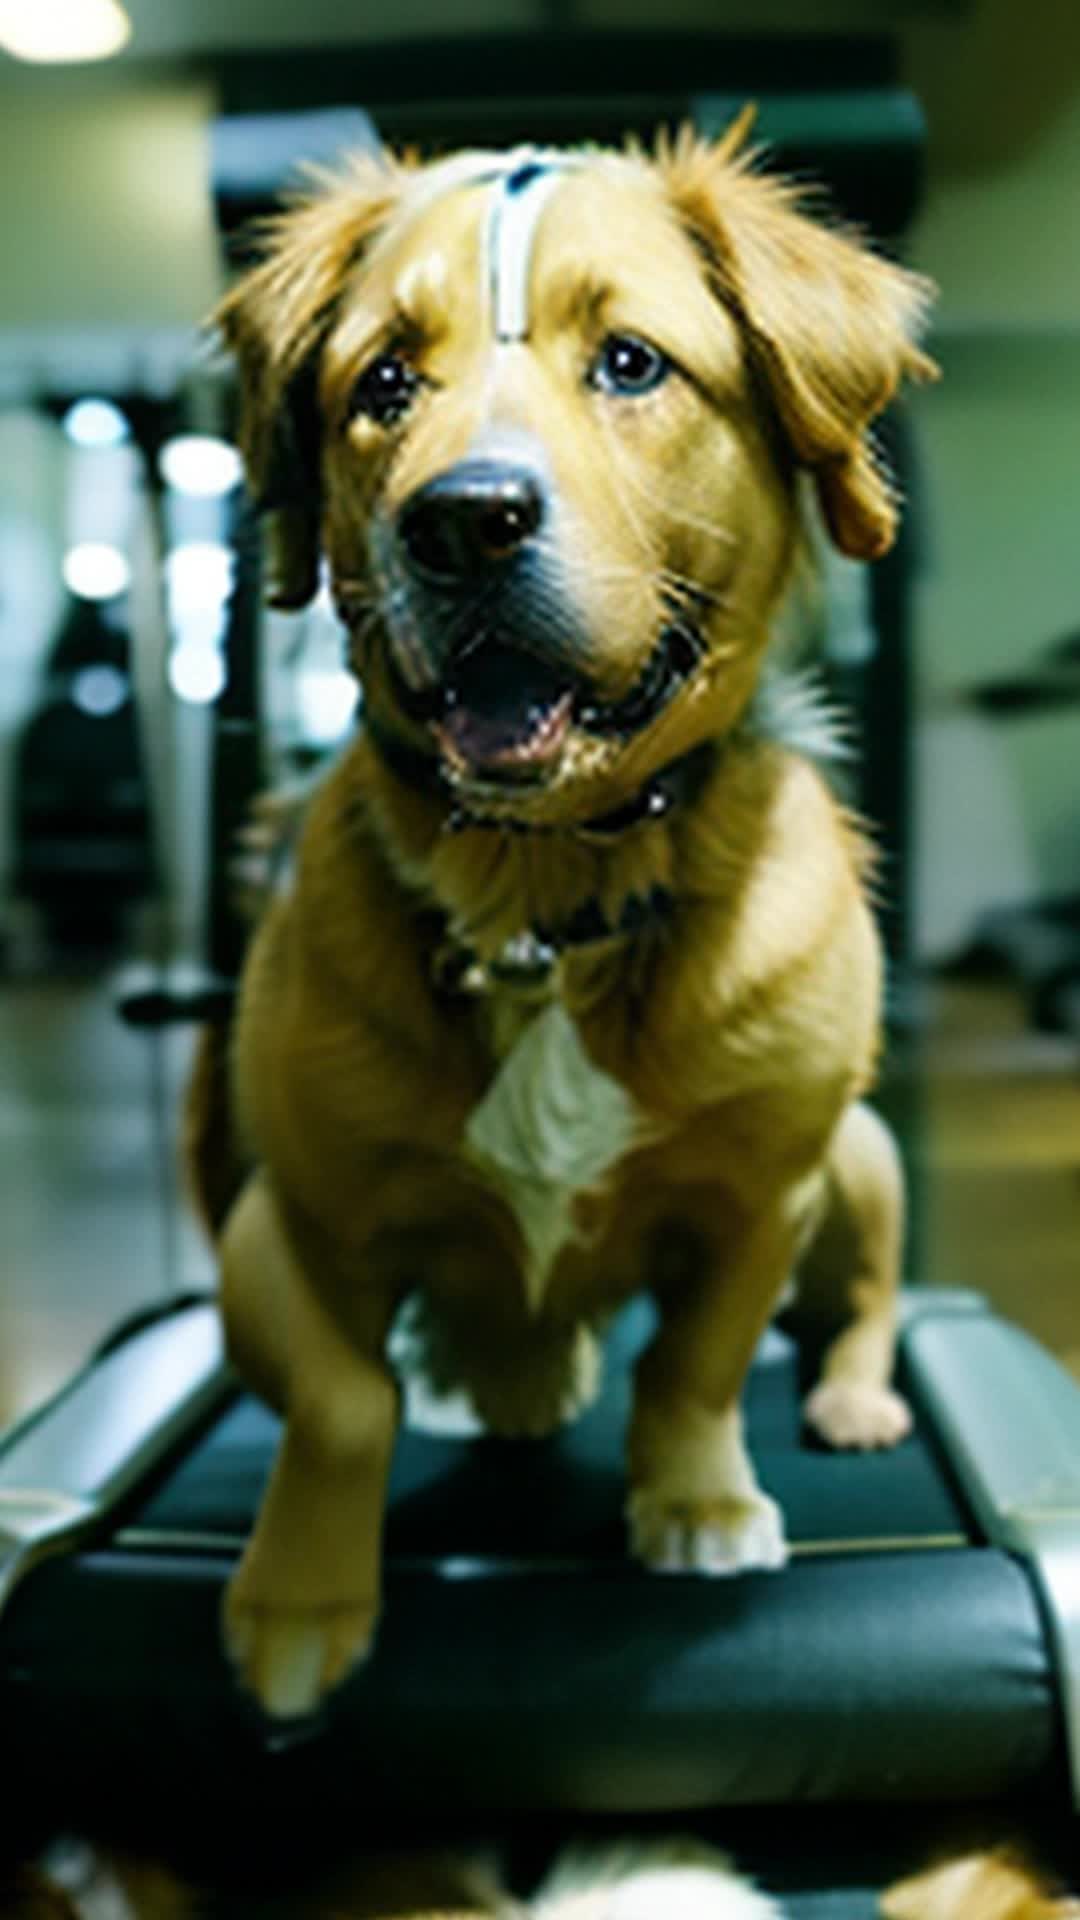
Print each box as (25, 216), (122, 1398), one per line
(186, 115), (937, 1720)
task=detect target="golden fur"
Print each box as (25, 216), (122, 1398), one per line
(187, 121), (937, 1720)
(6, 1841), (1076, 1920)
(881, 1851), (1080, 1920)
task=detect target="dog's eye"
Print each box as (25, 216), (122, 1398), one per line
(591, 333), (671, 397)
(349, 352), (420, 427)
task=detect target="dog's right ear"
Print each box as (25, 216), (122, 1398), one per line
(215, 153), (406, 607)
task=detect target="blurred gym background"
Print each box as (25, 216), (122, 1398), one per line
(0, 0), (1077, 1421)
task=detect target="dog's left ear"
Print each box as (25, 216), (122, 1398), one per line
(660, 117), (938, 560)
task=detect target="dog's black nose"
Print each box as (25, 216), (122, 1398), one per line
(397, 461), (544, 586)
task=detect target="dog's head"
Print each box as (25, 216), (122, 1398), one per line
(219, 120), (935, 827)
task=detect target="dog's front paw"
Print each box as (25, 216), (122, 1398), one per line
(804, 1379), (913, 1450)
(627, 1488), (788, 1576)
(223, 1587), (376, 1722)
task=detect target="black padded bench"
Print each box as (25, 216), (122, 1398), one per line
(1, 1290), (1078, 1913)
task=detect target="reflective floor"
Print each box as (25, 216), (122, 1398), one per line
(919, 976), (1080, 1381)
(0, 972), (212, 1423)
(0, 970), (1076, 1428)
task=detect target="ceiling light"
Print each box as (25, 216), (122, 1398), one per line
(63, 398), (130, 449)
(168, 640), (227, 707)
(70, 663), (129, 717)
(0, 0), (132, 63)
(165, 541), (234, 614)
(159, 434), (243, 499)
(63, 541), (131, 601)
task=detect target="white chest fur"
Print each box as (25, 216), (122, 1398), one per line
(464, 1000), (640, 1310)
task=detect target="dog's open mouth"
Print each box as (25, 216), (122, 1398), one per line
(434, 644), (575, 782)
(388, 608), (705, 787)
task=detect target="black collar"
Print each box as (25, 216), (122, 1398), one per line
(430, 879), (677, 999)
(367, 723), (718, 993)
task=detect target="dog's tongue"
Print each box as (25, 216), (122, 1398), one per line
(435, 643), (573, 774)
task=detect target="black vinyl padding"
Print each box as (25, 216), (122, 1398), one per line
(0, 1310), (1065, 1826)
(5, 1542), (1057, 1812)
(137, 1306), (970, 1556)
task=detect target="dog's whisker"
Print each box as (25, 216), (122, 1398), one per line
(593, 416), (665, 576)
(600, 431), (741, 552)
(601, 416), (738, 545)
(659, 582), (733, 632)
(558, 552), (658, 597)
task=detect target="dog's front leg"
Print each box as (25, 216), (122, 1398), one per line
(627, 1179), (817, 1576)
(218, 1172), (401, 1721)
(799, 1099), (913, 1449)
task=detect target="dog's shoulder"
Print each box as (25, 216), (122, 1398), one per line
(684, 737), (874, 969)
(589, 740), (881, 1118)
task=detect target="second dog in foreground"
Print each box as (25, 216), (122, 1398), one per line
(186, 116), (937, 1719)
